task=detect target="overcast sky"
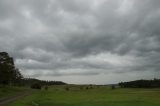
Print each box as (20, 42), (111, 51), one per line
(0, 0), (160, 84)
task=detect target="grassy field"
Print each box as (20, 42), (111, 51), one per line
(0, 86), (29, 99)
(4, 85), (160, 106)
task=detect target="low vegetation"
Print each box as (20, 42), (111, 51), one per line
(6, 85), (160, 106)
(0, 86), (29, 99)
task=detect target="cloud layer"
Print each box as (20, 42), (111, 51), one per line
(0, 0), (160, 84)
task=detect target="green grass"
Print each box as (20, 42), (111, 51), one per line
(0, 86), (29, 99)
(6, 85), (160, 106)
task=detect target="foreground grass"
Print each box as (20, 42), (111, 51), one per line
(6, 86), (160, 106)
(0, 86), (29, 99)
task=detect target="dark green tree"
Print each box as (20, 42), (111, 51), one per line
(12, 68), (23, 85)
(0, 52), (23, 85)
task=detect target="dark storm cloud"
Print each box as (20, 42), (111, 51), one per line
(0, 0), (160, 83)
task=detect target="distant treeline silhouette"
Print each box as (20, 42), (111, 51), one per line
(119, 79), (160, 88)
(21, 78), (66, 86)
(0, 52), (66, 86)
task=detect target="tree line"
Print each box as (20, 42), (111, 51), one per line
(119, 79), (160, 88)
(21, 78), (66, 86)
(0, 52), (66, 86)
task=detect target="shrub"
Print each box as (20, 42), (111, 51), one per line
(44, 86), (48, 91)
(111, 85), (115, 90)
(86, 87), (89, 90)
(80, 87), (83, 90)
(31, 83), (41, 89)
(66, 87), (69, 91)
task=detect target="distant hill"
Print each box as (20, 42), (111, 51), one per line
(119, 79), (160, 88)
(21, 78), (67, 86)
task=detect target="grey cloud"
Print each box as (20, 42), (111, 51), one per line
(0, 0), (160, 84)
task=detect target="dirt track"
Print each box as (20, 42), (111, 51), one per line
(0, 92), (30, 106)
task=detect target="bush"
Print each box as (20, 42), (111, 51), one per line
(111, 85), (115, 90)
(86, 87), (89, 90)
(65, 87), (69, 91)
(80, 87), (83, 90)
(31, 83), (41, 89)
(44, 86), (48, 91)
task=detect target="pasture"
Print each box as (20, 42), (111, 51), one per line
(5, 85), (160, 106)
(0, 86), (29, 99)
